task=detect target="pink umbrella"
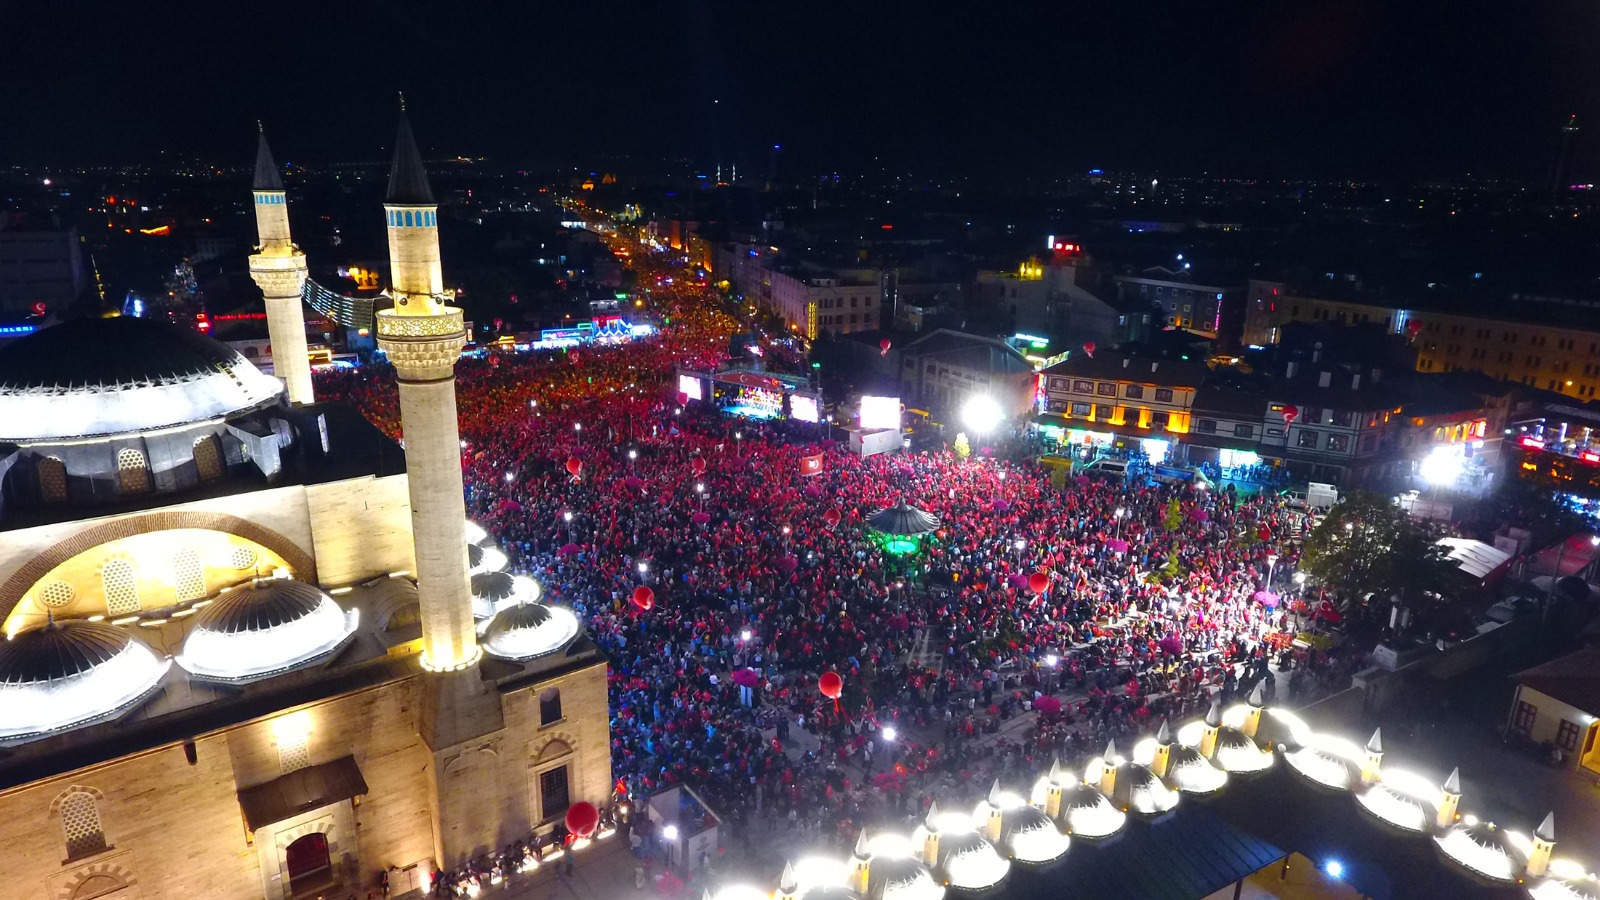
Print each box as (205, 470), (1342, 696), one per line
(1033, 695), (1063, 715)
(1252, 590), (1280, 608)
(1188, 507), (1210, 523)
(558, 542), (581, 556)
(691, 511), (711, 526)
(778, 556), (799, 573)
(1158, 634), (1184, 655)
(803, 483), (823, 498)
(1105, 538), (1129, 554)
(992, 499), (1010, 513)
(731, 668), (762, 688)
(1008, 573), (1029, 590)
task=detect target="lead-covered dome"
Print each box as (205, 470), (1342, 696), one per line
(0, 620), (170, 740)
(0, 316), (285, 442)
(482, 601), (581, 661)
(177, 580), (358, 683)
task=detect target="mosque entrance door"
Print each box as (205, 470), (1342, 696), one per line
(286, 832), (333, 897)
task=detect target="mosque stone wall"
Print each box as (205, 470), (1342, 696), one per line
(304, 472), (415, 586)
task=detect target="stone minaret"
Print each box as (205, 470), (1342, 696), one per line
(1043, 758), (1065, 818)
(247, 125), (315, 404)
(1098, 741), (1119, 796)
(1200, 697), (1223, 758)
(1360, 729), (1384, 785)
(921, 801), (941, 864)
(1528, 812), (1556, 878)
(1150, 719), (1174, 778)
(374, 101), (478, 674)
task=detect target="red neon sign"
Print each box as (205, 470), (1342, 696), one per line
(1520, 437), (1546, 449)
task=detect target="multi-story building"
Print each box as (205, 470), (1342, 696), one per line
(975, 249), (1144, 349)
(714, 241), (879, 338)
(1112, 268), (1242, 347)
(1034, 352), (1209, 462)
(896, 329), (1037, 418)
(1244, 279), (1600, 400)
(0, 227), (87, 317)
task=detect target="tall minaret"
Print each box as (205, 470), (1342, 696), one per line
(246, 125), (315, 405)
(374, 100), (477, 673)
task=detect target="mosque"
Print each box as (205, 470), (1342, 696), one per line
(0, 109), (610, 900)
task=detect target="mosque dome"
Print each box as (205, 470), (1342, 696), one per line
(1059, 782), (1126, 841)
(0, 316), (285, 442)
(482, 601), (580, 661)
(0, 620), (170, 740)
(1283, 733), (1364, 791)
(177, 580), (358, 683)
(1531, 864), (1600, 900)
(995, 803), (1070, 864)
(1212, 727), (1274, 774)
(471, 571), (539, 620)
(1434, 817), (1530, 884)
(1164, 745), (1229, 795)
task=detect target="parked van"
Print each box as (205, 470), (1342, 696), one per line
(1081, 457), (1132, 480)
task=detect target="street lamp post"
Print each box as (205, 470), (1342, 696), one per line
(1543, 534), (1600, 629)
(1114, 507), (1126, 540)
(1266, 553), (1280, 592)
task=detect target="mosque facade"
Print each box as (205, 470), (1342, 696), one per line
(0, 109), (610, 900)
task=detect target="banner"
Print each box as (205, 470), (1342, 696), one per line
(799, 454), (824, 476)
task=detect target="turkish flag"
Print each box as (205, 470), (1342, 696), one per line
(799, 454), (824, 476)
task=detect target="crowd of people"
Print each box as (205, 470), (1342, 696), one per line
(318, 249), (1365, 896)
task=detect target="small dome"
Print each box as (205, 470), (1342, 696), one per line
(0, 316), (284, 442)
(1212, 727), (1273, 774)
(482, 602), (580, 661)
(1060, 783), (1125, 841)
(1284, 733), (1363, 791)
(471, 571), (540, 620)
(178, 580), (357, 683)
(467, 543), (508, 576)
(867, 852), (943, 900)
(1435, 818), (1529, 884)
(1357, 778), (1435, 833)
(997, 804), (1069, 864)
(1110, 763), (1179, 818)
(1253, 707), (1312, 752)
(0, 620), (169, 740)
(1532, 863), (1600, 900)
(1165, 745), (1228, 795)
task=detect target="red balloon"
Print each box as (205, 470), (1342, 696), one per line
(631, 586), (655, 611)
(676, 391), (690, 406)
(879, 338), (892, 357)
(1405, 320), (1423, 336)
(690, 457), (707, 475)
(819, 672), (843, 700)
(1082, 341), (1096, 358)
(1028, 571), (1050, 594)
(1281, 405), (1299, 425)
(822, 508), (842, 529)
(565, 457), (583, 477)
(565, 801), (599, 838)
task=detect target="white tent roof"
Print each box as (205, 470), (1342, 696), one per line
(1437, 538), (1512, 580)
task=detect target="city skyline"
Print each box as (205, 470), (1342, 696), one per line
(5, 0), (1600, 182)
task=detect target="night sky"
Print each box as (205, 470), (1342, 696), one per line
(5, 0), (1599, 181)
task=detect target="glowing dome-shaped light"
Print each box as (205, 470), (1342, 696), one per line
(1434, 817), (1529, 884)
(792, 856), (850, 896)
(1531, 860), (1600, 900)
(935, 828), (1011, 892)
(467, 543), (508, 576)
(0, 620), (170, 741)
(867, 847), (945, 900)
(177, 580), (358, 683)
(1110, 763), (1179, 818)
(463, 520), (490, 547)
(1060, 782), (1126, 841)
(999, 805), (1070, 864)
(1212, 727), (1273, 774)
(1355, 768), (1438, 833)
(482, 602), (581, 662)
(1284, 733), (1364, 791)
(1165, 745), (1229, 795)
(470, 571), (540, 620)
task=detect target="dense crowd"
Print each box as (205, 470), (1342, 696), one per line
(319, 253), (1364, 895)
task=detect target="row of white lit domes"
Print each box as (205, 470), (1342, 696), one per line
(0, 522), (580, 744)
(712, 692), (1599, 900)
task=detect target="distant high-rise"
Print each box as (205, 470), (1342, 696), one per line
(1551, 114), (1580, 192)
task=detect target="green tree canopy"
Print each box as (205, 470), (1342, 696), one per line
(1302, 491), (1459, 620)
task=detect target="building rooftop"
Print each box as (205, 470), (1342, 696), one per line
(1515, 645), (1600, 717)
(1041, 352), (1211, 389)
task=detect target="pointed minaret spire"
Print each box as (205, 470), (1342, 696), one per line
(1443, 767), (1460, 794)
(1204, 696), (1222, 727)
(987, 779), (1002, 806)
(925, 800), (940, 829)
(1156, 718), (1172, 744)
(1103, 740), (1118, 763)
(1248, 681), (1265, 708)
(779, 862), (797, 893)
(387, 100), (436, 206)
(1366, 728), (1383, 754)
(253, 127), (284, 192)
(1048, 757), (1064, 785)
(1537, 812), (1556, 842)
(854, 829), (871, 859)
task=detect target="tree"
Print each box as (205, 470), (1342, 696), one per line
(1301, 491), (1458, 628)
(1164, 498), (1182, 532)
(953, 432), (971, 461)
